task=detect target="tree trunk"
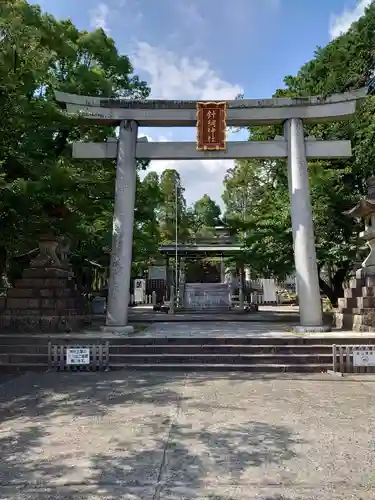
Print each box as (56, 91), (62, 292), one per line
(318, 264), (350, 307)
(0, 246), (7, 285)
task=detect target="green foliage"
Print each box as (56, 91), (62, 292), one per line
(223, 160), (293, 278)
(157, 169), (190, 243)
(223, 3), (375, 302)
(0, 0), (159, 273)
(187, 194), (222, 237)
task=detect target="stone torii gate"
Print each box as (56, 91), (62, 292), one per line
(55, 88), (367, 333)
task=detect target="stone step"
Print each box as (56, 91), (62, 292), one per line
(108, 353), (332, 364)
(0, 353), (48, 364)
(109, 363), (331, 372)
(0, 351), (333, 365)
(108, 344), (332, 355)
(0, 336), (374, 346)
(0, 336), (373, 372)
(0, 343), (332, 355)
(178, 308), (232, 313)
(0, 345), (49, 354)
(185, 283), (228, 287)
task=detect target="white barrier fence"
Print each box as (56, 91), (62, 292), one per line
(250, 293), (282, 305)
(131, 292), (157, 305)
(231, 293), (282, 306)
(333, 345), (375, 373)
(131, 291), (284, 306)
(131, 276), (295, 306)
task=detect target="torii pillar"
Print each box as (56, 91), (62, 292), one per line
(103, 120), (137, 334)
(284, 119), (324, 331)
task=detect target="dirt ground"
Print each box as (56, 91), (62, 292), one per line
(0, 370), (374, 499)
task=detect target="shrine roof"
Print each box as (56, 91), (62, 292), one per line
(159, 244), (242, 257)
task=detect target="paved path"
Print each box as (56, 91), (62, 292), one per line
(0, 371), (375, 499)
(128, 305), (300, 323)
(2, 319), (375, 340)
(140, 321), (298, 337)
(140, 321), (375, 338)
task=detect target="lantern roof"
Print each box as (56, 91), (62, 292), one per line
(344, 177), (375, 219)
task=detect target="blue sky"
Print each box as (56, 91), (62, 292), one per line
(31, 0), (371, 208)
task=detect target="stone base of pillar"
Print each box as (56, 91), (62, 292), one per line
(334, 268), (375, 332)
(101, 325), (134, 335)
(294, 325), (332, 333)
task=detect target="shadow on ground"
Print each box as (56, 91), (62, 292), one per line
(0, 371), (307, 499)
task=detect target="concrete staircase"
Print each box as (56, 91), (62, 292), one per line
(1, 334), (375, 373)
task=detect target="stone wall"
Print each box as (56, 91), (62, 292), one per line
(0, 266), (87, 333)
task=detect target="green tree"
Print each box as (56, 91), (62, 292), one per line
(223, 159), (293, 278)
(158, 169), (190, 243)
(188, 194), (221, 236)
(133, 172), (163, 273)
(223, 3), (375, 304)
(0, 0), (154, 279)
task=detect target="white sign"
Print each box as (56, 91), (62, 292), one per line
(353, 349), (375, 367)
(261, 278), (277, 302)
(134, 279), (146, 290)
(134, 278), (146, 303)
(66, 347), (90, 365)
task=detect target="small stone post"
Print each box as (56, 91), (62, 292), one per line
(239, 267), (245, 311)
(170, 285), (175, 314)
(220, 256), (225, 283)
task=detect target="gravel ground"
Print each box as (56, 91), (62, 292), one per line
(0, 370), (374, 499)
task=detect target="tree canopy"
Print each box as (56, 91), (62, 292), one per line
(0, 0), (223, 283)
(0, 0), (156, 277)
(4, 0), (375, 300)
(187, 194), (222, 238)
(223, 2), (375, 304)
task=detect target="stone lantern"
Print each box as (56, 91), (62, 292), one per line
(344, 176), (375, 274)
(335, 176), (375, 331)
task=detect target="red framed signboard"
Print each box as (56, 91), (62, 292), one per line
(196, 101), (227, 151)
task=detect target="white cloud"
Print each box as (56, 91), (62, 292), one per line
(133, 42), (244, 208)
(329, 0), (373, 39)
(90, 3), (111, 33)
(132, 42), (243, 100)
(142, 156), (232, 209)
(139, 132), (246, 209)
